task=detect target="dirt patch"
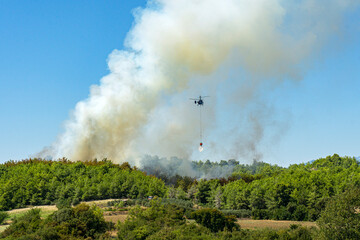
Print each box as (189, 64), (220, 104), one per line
(237, 219), (317, 230)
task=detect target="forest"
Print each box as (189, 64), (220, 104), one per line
(0, 154), (359, 239)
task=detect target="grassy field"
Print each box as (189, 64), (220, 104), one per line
(104, 214), (128, 224)
(237, 219), (317, 229)
(7, 205), (57, 219)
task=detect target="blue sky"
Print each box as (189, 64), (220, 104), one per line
(0, 1), (359, 165)
(0, 0), (147, 162)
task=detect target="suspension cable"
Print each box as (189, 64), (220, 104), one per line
(199, 105), (202, 142)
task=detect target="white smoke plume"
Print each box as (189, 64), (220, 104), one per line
(42, 0), (358, 165)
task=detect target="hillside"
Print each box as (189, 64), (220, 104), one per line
(0, 155), (359, 220)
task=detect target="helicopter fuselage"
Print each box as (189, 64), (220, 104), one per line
(195, 99), (204, 105)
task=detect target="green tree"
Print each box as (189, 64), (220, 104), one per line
(117, 199), (186, 240)
(318, 186), (360, 239)
(1, 208), (43, 238)
(0, 211), (9, 225)
(191, 208), (239, 232)
(1, 204), (108, 240)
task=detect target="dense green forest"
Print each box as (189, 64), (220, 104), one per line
(0, 159), (165, 210)
(208, 154), (360, 221)
(0, 154), (360, 239)
(147, 154), (360, 221)
(0, 154), (359, 222)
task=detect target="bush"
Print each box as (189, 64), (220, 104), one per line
(71, 197), (80, 206)
(0, 211), (9, 224)
(184, 208), (195, 219)
(251, 209), (269, 219)
(318, 187), (360, 239)
(1, 204), (108, 240)
(108, 199), (123, 206)
(271, 206), (291, 220)
(161, 198), (193, 209)
(1, 208), (43, 238)
(147, 223), (214, 240)
(55, 198), (71, 209)
(115, 200), (125, 208)
(124, 198), (152, 207)
(292, 205), (308, 221)
(117, 199), (186, 239)
(191, 208), (239, 232)
(289, 226), (315, 240)
(221, 209), (251, 218)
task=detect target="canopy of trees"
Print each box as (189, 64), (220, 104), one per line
(0, 159), (166, 211)
(0, 203), (109, 239)
(163, 154), (360, 221)
(1, 154), (359, 223)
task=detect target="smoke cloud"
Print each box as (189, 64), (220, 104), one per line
(41, 0), (358, 165)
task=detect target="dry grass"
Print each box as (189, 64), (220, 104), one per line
(0, 225), (8, 233)
(7, 205), (58, 221)
(104, 214), (128, 224)
(7, 205), (57, 216)
(237, 219), (317, 230)
(5, 199), (124, 218)
(80, 199), (125, 207)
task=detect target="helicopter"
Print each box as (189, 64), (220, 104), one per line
(190, 95), (209, 152)
(189, 96), (209, 106)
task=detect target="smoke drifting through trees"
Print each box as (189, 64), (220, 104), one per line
(140, 155), (239, 179)
(40, 0), (358, 164)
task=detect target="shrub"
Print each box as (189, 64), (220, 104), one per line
(147, 223), (214, 240)
(1, 208), (43, 238)
(251, 209), (269, 220)
(191, 208), (239, 232)
(318, 186), (360, 239)
(115, 200), (125, 208)
(288, 226), (315, 240)
(117, 199), (186, 239)
(0, 211), (9, 224)
(221, 209), (251, 218)
(71, 197), (80, 206)
(292, 205), (308, 221)
(55, 198), (71, 209)
(1, 204), (108, 240)
(271, 206), (291, 220)
(160, 198), (193, 209)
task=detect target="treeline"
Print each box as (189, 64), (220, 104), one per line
(150, 158), (281, 188)
(1, 154), (359, 222)
(2, 187), (360, 239)
(164, 154), (360, 221)
(0, 159), (165, 211)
